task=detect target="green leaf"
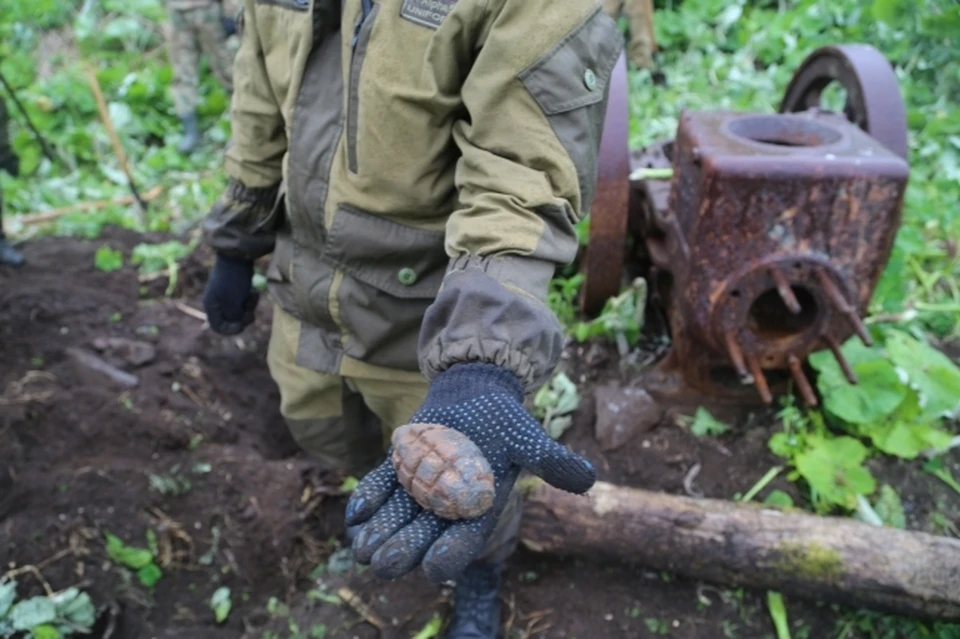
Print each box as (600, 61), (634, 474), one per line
(813, 350), (906, 424)
(545, 415), (574, 440)
(921, 6), (960, 38)
(30, 624), (60, 639)
(10, 598), (57, 631)
(794, 436), (876, 510)
(860, 392), (954, 459)
(533, 372), (581, 421)
(146, 529), (159, 556)
(763, 490), (795, 509)
(690, 407), (731, 437)
(869, 419), (953, 460)
(306, 589), (341, 605)
(873, 485), (906, 529)
(923, 457), (960, 497)
(130, 241), (193, 274)
(105, 532), (154, 569)
(94, 245), (124, 272)
(339, 476), (359, 493)
(871, 0), (906, 23)
(210, 587), (232, 624)
(310, 623), (328, 638)
(769, 432), (802, 459)
(0, 581), (17, 620)
(326, 548), (354, 576)
(766, 591), (791, 639)
(137, 563), (163, 588)
(885, 330), (960, 418)
(411, 614), (443, 639)
(51, 588), (95, 630)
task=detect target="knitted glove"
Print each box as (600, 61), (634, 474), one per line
(345, 363), (596, 583)
(202, 254), (259, 335)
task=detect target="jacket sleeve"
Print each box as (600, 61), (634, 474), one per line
(418, 0), (623, 392)
(202, 0), (287, 261)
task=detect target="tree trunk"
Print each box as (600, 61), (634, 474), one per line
(519, 480), (960, 621)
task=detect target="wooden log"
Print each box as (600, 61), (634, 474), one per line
(519, 479), (960, 621)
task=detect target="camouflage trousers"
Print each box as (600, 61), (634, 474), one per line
(267, 304), (523, 565)
(166, 4), (235, 115)
(602, 0), (657, 69)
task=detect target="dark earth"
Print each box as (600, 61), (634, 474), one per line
(1, 230), (957, 639)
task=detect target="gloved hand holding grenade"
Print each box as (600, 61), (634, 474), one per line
(345, 363), (597, 583)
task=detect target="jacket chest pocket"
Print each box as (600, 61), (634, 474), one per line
(346, 0), (380, 174)
(324, 204), (448, 369)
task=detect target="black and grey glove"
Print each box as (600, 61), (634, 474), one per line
(202, 254), (259, 335)
(222, 16), (237, 38)
(345, 363), (596, 583)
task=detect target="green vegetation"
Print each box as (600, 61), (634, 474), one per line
(0, 581), (96, 638)
(0, 0), (230, 242)
(104, 530), (163, 588)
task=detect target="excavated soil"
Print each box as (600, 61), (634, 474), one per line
(1, 232), (956, 639)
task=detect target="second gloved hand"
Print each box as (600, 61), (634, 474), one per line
(344, 363), (596, 583)
(202, 254), (259, 335)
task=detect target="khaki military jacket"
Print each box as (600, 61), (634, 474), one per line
(203, 0), (622, 391)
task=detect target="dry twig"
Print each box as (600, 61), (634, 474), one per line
(2, 547), (74, 596)
(15, 186), (163, 227)
(173, 301), (208, 323)
(337, 586), (390, 631)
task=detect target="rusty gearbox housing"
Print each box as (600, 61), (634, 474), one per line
(583, 45), (911, 406)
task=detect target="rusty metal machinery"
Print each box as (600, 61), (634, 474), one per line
(582, 44), (910, 406)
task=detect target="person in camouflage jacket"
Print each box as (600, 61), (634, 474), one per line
(0, 98), (23, 267)
(200, 1), (621, 636)
(603, 0), (658, 71)
(164, 0), (236, 154)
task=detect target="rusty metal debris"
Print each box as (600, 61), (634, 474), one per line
(780, 44), (909, 160)
(583, 44), (910, 406)
(581, 51), (632, 316)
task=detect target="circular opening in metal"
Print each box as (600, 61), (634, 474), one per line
(748, 286), (819, 342)
(728, 115), (842, 148)
(820, 81), (849, 114)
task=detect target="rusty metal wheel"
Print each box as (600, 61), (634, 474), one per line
(780, 44), (908, 160)
(581, 52), (631, 317)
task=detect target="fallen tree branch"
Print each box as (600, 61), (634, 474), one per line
(15, 185), (164, 227)
(519, 479), (960, 621)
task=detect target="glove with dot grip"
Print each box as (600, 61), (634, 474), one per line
(344, 362), (596, 583)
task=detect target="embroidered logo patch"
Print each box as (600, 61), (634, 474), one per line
(254, 0), (309, 12)
(400, 0), (458, 29)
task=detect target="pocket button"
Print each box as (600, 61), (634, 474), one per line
(583, 68), (598, 91)
(398, 267), (418, 286)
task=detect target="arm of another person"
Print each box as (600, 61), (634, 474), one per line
(202, 0), (287, 261)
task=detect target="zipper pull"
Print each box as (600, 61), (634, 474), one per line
(351, 16), (363, 50)
(351, 0), (374, 51)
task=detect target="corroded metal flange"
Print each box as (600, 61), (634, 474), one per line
(780, 44), (909, 159)
(580, 52), (631, 317)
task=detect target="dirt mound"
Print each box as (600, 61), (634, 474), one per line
(1, 233), (948, 638)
